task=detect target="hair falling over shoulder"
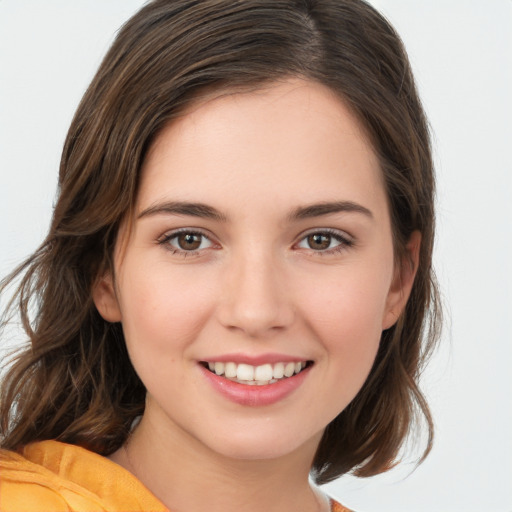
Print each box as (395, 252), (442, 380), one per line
(0, 0), (441, 484)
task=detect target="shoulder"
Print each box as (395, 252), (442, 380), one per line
(0, 447), (82, 511)
(0, 441), (168, 512)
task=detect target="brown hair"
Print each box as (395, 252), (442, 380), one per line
(0, 0), (440, 484)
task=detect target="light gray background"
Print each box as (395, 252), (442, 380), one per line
(1, 1), (511, 511)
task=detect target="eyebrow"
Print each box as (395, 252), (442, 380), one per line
(138, 201), (227, 221)
(288, 201), (373, 221)
(137, 199), (373, 222)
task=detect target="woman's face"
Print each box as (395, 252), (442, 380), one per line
(95, 79), (416, 461)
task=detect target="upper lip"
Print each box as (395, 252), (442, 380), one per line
(199, 353), (311, 366)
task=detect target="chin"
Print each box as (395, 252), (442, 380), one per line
(200, 427), (322, 463)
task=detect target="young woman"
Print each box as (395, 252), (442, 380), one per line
(0, 1), (440, 511)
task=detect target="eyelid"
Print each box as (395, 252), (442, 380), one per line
(294, 227), (354, 253)
(157, 227), (220, 254)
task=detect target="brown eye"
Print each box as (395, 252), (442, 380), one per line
(307, 233), (332, 250)
(176, 233), (203, 250)
(296, 230), (352, 254)
(160, 231), (213, 253)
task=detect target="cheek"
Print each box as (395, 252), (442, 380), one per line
(116, 263), (217, 355)
(296, 263), (391, 374)
(300, 265), (389, 332)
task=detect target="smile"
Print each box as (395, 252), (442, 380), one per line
(203, 361), (311, 385)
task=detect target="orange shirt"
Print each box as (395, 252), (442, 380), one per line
(0, 440), (351, 512)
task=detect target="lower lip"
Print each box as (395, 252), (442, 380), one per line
(200, 364), (311, 406)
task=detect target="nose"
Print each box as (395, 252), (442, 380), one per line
(216, 249), (295, 338)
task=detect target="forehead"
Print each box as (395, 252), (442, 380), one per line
(138, 79), (386, 219)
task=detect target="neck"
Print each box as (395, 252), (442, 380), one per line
(111, 413), (327, 512)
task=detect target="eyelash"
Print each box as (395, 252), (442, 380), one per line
(157, 228), (354, 257)
(157, 228), (215, 257)
(295, 228), (354, 255)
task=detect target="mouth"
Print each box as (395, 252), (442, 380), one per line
(200, 360), (313, 386)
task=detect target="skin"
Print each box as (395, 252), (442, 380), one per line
(94, 78), (419, 512)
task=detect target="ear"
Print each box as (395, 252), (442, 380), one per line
(382, 230), (421, 330)
(92, 272), (122, 323)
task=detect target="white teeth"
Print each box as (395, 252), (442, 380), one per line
(254, 364), (273, 381)
(214, 362), (224, 375)
(224, 362), (237, 378)
(273, 362), (284, 379)
(206, 360), (308, 384)
(284, 362), (295, 377)
(236, 363), (254, 381)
